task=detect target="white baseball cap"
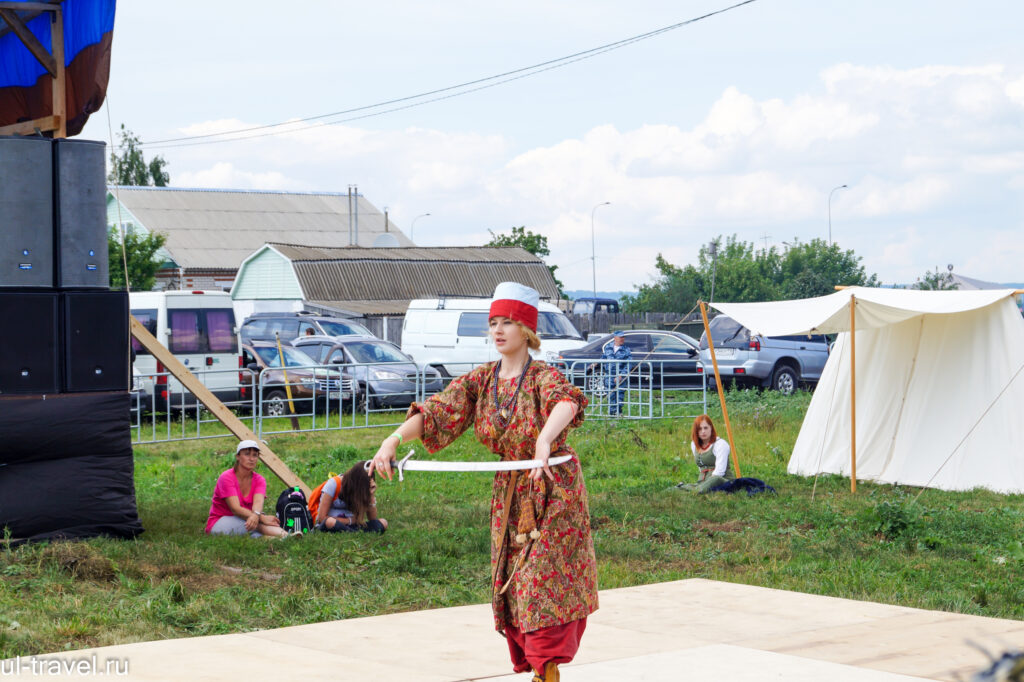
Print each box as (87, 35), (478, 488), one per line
(236, 439), (261, 454)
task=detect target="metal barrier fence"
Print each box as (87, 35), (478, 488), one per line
(558, 359), (706, 420)
(130, 366), (257, 444)
(128, 359), (706, 445)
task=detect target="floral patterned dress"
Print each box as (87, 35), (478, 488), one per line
(409, 361), (599, 634)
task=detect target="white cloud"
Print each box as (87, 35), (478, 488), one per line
(854, 176), (954, 217)
(174, 162), (297, 191)
(163, 62), (1024, 290)
(960, 230), (1024, 282)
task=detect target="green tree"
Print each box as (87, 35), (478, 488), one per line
(696, 235), (780, 303)
(777, 238), (879, 299)
(108, 226), (167, 291)
(913, 266), (958, 290)
(623, 235), (879, 312)
(486, 226), (564, 296)
(108, 124), (170, 186)
(621, 255), (702, 313)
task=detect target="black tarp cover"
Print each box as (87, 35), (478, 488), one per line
(0, 391), (143, 542)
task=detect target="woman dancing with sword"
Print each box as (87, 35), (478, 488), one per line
(371, 282), (597, 682)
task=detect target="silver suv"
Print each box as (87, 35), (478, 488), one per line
(698, 315), (829, 394)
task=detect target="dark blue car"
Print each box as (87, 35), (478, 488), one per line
(553, 330), (703, 391)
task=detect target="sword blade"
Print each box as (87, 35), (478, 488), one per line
(390, 450), (572, 481)
(402, 454), (571, 473)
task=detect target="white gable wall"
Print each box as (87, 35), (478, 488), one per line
(231, 246), (304, 301)
(230, 245), (306, 321)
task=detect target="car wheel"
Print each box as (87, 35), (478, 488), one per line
(263, 390), (287, 417)
(772, 365), (798, 395)
(586, 370), (608, 396)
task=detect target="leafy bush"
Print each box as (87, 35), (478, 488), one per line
(868, 499), (922, 540)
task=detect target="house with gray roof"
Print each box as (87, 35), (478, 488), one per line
(231, 243), (562, 341)
(106, 186), (411, 290)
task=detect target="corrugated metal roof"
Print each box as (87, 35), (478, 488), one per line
(306, 299), (412, 316)
(108, 187), (414, 270)
(273, 244), (561, 303)
(268, 243), (543, 263)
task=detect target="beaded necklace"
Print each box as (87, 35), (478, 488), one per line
(492, 358), (532, 429)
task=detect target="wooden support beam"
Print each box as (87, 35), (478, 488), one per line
(129, 315), (310, 496)
(0, 2), (63, 11)
(0, 114), (59, 136)
(699, 301), (742, 478)
(49, 6), (65, 138)
(0, 7), (56, 75)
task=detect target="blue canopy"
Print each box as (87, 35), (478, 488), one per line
(0, 0), (116, 136)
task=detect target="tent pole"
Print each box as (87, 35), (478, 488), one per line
(850, 294), (857, 493)
(699, 301), (741, 478)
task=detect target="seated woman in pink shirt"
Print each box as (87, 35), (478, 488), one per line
(205, 440), (287, 538)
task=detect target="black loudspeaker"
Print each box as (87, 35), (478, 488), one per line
(54, 139), (108, 288)
(0, 291), (60, 394)
(0, 136), (54, 288)
(63, 290), (129, 392)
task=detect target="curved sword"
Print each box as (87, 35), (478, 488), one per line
(372, 449), (572, 482)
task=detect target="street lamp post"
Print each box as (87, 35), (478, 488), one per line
(828, 185), (848, 245)
(410, 213), (431, 243)
(590, 201), (611, 298)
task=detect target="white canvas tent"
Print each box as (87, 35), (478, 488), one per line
(710, 287), (1024, 494)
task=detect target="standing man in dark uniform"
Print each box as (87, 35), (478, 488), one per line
(601, 331), (631, 416)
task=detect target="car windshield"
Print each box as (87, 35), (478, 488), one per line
(699, 316), (750, 350)
(319, 319), (373, 337)
(536, 312), (582, 339)
(254, 345), (315, 368)
(344, 341), (410, 364)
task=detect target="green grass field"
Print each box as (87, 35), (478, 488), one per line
(2, 388), (1023, 658)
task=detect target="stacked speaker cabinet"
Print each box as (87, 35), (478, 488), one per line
(0, 136), (54, 288)
(0, 291), (61, 394)
(63, 290), (130, 392)
(54, 139), (108, 288)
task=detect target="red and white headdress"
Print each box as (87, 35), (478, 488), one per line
(489, 282), (539, 332)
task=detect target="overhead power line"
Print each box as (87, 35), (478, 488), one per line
(143, 0), (758, 151)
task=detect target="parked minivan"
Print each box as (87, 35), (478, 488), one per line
(698, 315), (829, 394)
(130, 290), (241, 411)
(402, 297), (589, 376)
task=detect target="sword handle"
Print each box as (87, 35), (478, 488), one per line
(395, 449), (414, 482)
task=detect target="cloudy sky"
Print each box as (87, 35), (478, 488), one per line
(82, 1), (1024, 293)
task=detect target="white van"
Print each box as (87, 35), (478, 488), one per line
(130, 290), (241, 411)
(401, 297), (588, 376)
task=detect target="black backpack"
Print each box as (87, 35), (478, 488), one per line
(275, 487), (314, 535)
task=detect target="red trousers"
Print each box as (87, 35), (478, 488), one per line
(504, 618), (587, 674)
